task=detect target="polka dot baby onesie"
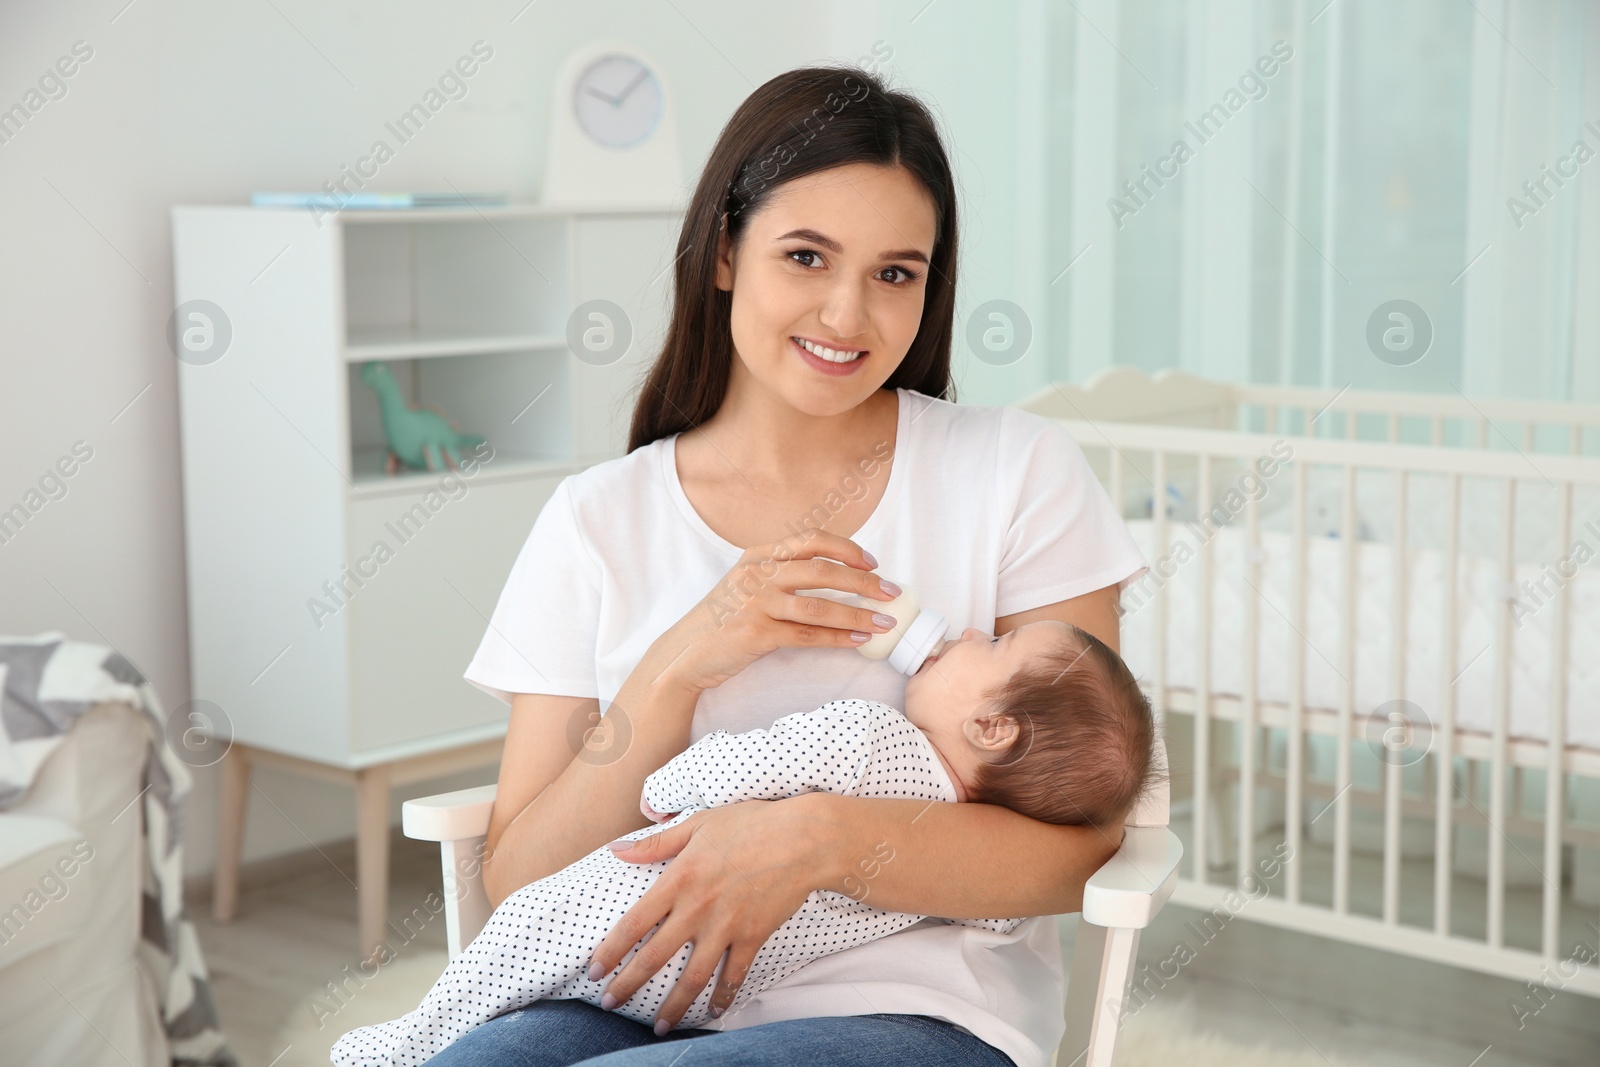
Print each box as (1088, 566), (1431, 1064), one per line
(330, 699), (1026, 1066)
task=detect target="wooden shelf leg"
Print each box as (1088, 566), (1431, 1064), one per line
(356, 763), (393, 964)
(213, 744), (252, 922)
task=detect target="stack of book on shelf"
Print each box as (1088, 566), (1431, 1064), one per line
(250, 190), (509, 210)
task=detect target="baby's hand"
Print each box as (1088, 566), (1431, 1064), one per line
(640, 793), (676, 824)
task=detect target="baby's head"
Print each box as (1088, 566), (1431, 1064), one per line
(903, 620), (1158, 829)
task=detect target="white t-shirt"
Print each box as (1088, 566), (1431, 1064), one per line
(464, 386), (1148, 1067)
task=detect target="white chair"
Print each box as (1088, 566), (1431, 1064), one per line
(401, 740), (1182, 1067)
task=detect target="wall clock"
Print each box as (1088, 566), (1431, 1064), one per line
(542, 43), (684, 207)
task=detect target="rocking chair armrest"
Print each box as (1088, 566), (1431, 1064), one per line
(403, 784), (499, 958)
(402, 784), (497, 843)
(1059, 826), (1184, 1066)
(1081, 825), (1183, 930)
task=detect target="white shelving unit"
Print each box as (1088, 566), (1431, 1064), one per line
(171, 202), (681, 958)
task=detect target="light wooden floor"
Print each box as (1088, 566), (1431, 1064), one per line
(188, 829), (452, 1067)
(189, 830), (1600, 1067)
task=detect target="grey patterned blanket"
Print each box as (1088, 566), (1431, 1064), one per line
(0, 632), (236, 1066)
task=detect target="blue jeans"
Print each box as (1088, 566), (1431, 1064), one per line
(419, 998), (1018, 1066)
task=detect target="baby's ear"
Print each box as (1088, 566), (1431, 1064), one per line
(968, 711), (1021, 752)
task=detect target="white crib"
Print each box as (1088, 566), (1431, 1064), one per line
(1019, 367), (1600, 1000)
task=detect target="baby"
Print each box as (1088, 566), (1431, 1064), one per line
(331, 619), (1157, 1067)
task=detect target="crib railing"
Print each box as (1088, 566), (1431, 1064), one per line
(1020, 368), (1600, 456)
(1052, 411), (1600, 997)
(1233, 382), (1600, 455)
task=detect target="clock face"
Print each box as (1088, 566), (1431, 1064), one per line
(573, 54), (663, 150)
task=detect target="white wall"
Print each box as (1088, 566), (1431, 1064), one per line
(0, 0), (1029, 877)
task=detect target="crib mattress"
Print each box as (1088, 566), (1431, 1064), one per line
(1118, 519), (1600, 750)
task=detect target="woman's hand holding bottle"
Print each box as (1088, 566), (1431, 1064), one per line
(651, 527), (902, 694)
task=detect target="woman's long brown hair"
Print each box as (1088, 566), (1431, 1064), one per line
(625, 64), (960, 454)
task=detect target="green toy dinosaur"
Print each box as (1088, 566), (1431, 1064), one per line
(358, 361), (487, 474)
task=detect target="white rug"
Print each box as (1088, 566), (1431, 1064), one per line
(275, 951), (1357, 1067)
(1114, 997), (1360, 1067)
(273, 948), (451, 1067)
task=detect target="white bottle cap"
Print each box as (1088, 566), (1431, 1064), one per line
(888, 608), (948, 676)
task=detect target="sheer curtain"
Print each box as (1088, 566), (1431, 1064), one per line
(1042, 0), (1599, 404)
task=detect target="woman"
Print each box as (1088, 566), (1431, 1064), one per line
(444, 65), (1147, 1067)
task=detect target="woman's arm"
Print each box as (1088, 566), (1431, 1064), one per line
(802, 792), (1120, 917)
(998, 581), (1123, 653)
(480, 647), (701, 908)
(598, 786), (1121, 1025)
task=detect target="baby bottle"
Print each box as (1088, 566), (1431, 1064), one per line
(803, 578), (949, 676)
